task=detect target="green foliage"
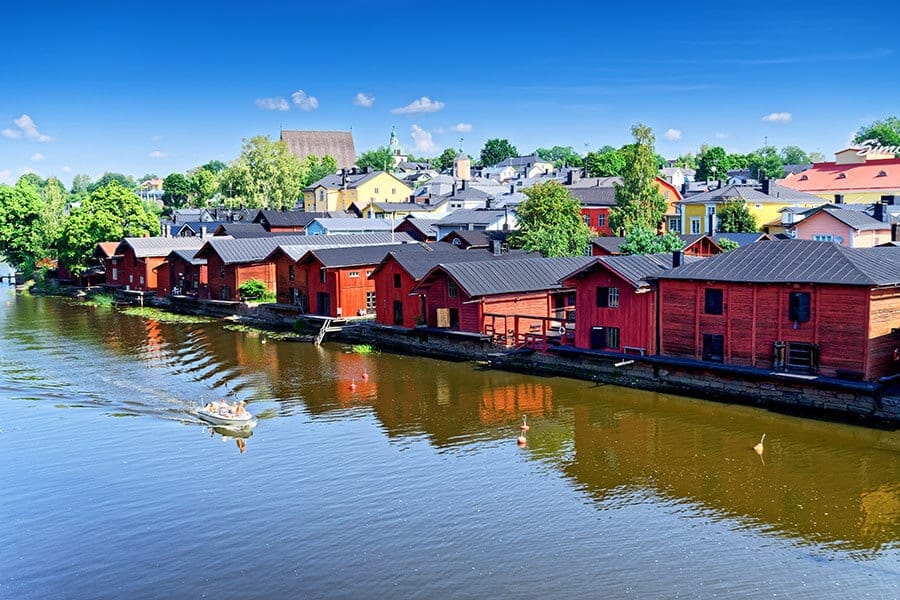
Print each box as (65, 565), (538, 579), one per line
(745, 146), (784, 180)
(535, 146), (583, 168)
(808, 151), (825, 163)
(238, 278), (268, 300)
(508, 180), (592, 257)
(716, 237), (740, 252)
(162, 172), (192, 208)
(71, 174), (92, 194)
(303, 154), (338, 186)
(87, 292), (115, 307)
(696, 146), (729, 181)
(40, 177), (68, 251)
(716, 200), (758, 233)
(220, 136), (306, 210)
(356, 146), (394, 172)
(188, 167), (218, 206)
(350, 344), (377, 354)
(619, 225), (684, 255)
(853, 116), (900, 150)
(138, 173), (158, 183)
(0, 180), (46, 274)
(56, 182), (160, 275)
(479, 138), (518, 167)
(431, 148), (459, 172)
(673, 153), (698, 169)
(779, 146), (810, 165)
(201, 160), (227, 174)
(88, 172), (136, 193)
(727, 153), (748, 170)
(585, 148), (626, 177)
(609, 124), (668, 234)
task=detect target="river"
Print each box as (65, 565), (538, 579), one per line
(0, 280), (897, 599)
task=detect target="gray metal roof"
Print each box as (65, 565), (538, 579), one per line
(211, 223), (275, 238)
(563, 253), (705, 288)
(199, 232), (414, 265)
(712, 233), (770, 247)
(568, 186), (617, 206)
(658, 239), (900, 286)
(590, 237), (626, 254)
(117, 237), (206, 258)
(818, 208), (891, 231)
(435, 209), (507, 226)
(304, 170), (381, 191)
(253, 210), (330, 228)
(423, 256), (595, 297)
(271, 232), (416, 262)
(302, 242), (430, 268)
(166, 249), (207, 265)
(310, 218), (394, 232)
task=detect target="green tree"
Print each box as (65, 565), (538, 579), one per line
(479, 138), (518, 167)
(716, 200), (758, 233)
(584, 148), (626, 177)
(853, 116), (900, 150)
(201, 160), (227, 174)
(88, 172), (136, 193)
(238, 279), (269, 301)
(303, 154), (338, 186)
(508, 180), (592, 257)
(162, 173), (192, 208)
(431, 148), (460, 172)
(535, 146), (583, 168)
(716, 237), (740, 252)
(619, 225), (684, 255)
(696, 146), (729, 181)
(808, 151), (825, 163)
(40, 177), (68, 253)
(220, 136), (307, 210)
(673, 153), (698, 170)
(188, 167), (218, 206)
(356, 146), (394, 172)
(57, 183), (160, 275)
(71, 174), (92, 194)
(609, 124), (668, 234)
(727, 153), (749, 170)
(780, 146), (810, 165)
(745, 146), (784, 180)
(138, 173), (159, 183)
(0, 180), (45, 274)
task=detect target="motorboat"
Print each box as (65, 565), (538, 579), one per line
(196, 402), (256, 428)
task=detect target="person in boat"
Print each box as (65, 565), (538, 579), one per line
(233, 400), (247, 417)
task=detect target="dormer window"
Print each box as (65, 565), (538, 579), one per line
(877, 170), (887, 177)
(799, 174), (809, 181)
(837, 173), (846, 179)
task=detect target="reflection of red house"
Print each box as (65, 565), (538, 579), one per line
(479, 383), (553, 425)
(657, 240), (900, 381)
(561, 252), (699, 354)
(411, 256), (593, 341)
(112, 237), (204, 293)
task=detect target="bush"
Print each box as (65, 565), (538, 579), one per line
(238, 279), (268, 301)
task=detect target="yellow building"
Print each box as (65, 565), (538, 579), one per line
(676, 182), (826, 235)
(303, 169), (412, 213)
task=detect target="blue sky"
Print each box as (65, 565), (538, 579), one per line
(2, 1), (898, 186)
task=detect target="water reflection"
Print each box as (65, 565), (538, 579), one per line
(208, 425), (252, 454)
(3, 292), (898, 555)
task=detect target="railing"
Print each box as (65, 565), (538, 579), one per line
(483, 313), (574, 350)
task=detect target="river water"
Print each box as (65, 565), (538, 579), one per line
(0, 281), (897, 599)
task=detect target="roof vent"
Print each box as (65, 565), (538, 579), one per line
(837, 173), (846, 179)
(877, 170), (887, 177)
(799, 174), (809, 181)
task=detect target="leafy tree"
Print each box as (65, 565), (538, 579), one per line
(356, 146), (394, 172)
(745, 146), (784, 180)
(609, 124), (668, 234)
(716, 237), (740, 252)
(40, 177), (68, 251)
(57, 183), (160, 275)
(163, 173), (192, 208)
(780, 146), (810, 165)
(673, 153), (698, 169)
(585, 148), (626, 177)
(188, 167), (218, 206)
(19, 173), (46, 191)
(808, 151), (825, 163)
(303, 154), (338, 186)
(853, 116), (900, 150)
(508, 180), (592, 257)
(696, 146), (729, 181)
(716, 200), (758, 233)
(727, 153), (749, 170)
(431, 148), (460, 172)
(138, 173), (159, 183)
(479, 138), (518, 167)
(619, 225), (684, 255)
(88, 172), (136, 193)
(201, 160), (227, 174)
(71, 174), (92, 194)
(654, 153), (668, 170)
(220, 136), (307, 210)
(535, 146), (583, 168)
(0, 180), (45, 274)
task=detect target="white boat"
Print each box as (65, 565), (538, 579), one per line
(197, 404), (257, 428)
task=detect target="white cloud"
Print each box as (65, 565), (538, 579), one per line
(450, 122), (472, 133)
(762, 112), (792, 123)
(410, 125), (438, 153)
(291, 90), (319, 111)
(149, 150), (170, 159)
(61, 165), (72, 173)
(255, 97), (290, 111)
(664, 128), (682, 141)
(2, 113), (52, 142)
(31, 152), (45, 161)
(392, 96), (445, 115)
(0, 169), (11, 183)
(715, 132), (729, 140)
(353, 92), (374, 107)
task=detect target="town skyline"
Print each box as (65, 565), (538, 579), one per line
(3, 1), (898, 186)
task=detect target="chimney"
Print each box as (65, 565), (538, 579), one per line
(366, 166), (373, 174)
(681, 181), (688, 195)
(452, 181), (458, 196)
(461, 179), (467, 191)
(566, 169), (579, 185)
(873, 202), (887, 223)
(834, 194), (844, 204)
(761, 178), (771, 195)
(672, 250), (683, 268)
(341, 169), (348, 189)
(492, 240), (501, 256)
(882, 194), (897, 206)
(200, 225), (207, 239)
(509, 184), (515, 194)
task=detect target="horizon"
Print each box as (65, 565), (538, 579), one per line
(2, 1), (898, 187)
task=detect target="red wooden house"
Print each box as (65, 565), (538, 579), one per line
(93, 242), (123, 287)
(111, 237), (205, 293)
(411, 256), (594, 344)
(394, 216), (438, 243)
(657, 240), (900, 381)
(153, 249), (208, 297)
(561, 252), (701, 354)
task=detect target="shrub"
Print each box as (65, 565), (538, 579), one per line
(238, 279), (268, 301)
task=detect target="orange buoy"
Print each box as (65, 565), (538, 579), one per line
(349, 379), (357, 391)
(517, 435), (527, 446)
(362, 370), (369, 381)
(753, 433), (766, 455)
(519, 415), (530, 431)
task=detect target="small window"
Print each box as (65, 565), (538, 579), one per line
(366, 291), (376, 313)
(448, 281), (458, 298)
(348, 271), (360, 278)
(129, 274), (133, 283)
(799, 174), (809, 181)
(391, 188), (396, 194)
(219, 265), (225, 278)
(702, 334), (724, 362)
(595, 286), (619, 308)
(393, 273), (401, 288)
(690, 217), (701, 234)
(837, 173), (846, 179)
(366, 270), (373, 277)
(668, 217), (681, 232)
(877, 170), (887, 177)
(320, 268), (327, 284)
(374, 187), (380, 194)
(788, 292), (811, 322)
(704, 289), (723, 315)
(288, 265), (295, 281)
(813, 234), (834, 242)
(583, 215), (590, 226)
(597, 213), (606, 228)
(606, 327), (620, 349)
(111, 267), (118, 280)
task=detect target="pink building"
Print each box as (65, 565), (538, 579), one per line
(788, 206), (892, 248)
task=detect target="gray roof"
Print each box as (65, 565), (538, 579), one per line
(681, 183), (825, 205)
(211, 223), (275, 238)
(658, 239), (900, 286)
(811, 208), (891, 231)
(304, 170), (380, 191)
(280, 130), (356, 169)
(494, 154), (549, 168)
(253, 210), (331, 228)
(166, 249), (207, 265)
(421, 256), (595, 297)
(435, 209), (508, 226)
(301, 242), (430, 268)
(566, 176), (622, 189)
(590, 237), (626, 254)
(712, 233), (770, 247)
(198, 232), (414, 265)
(117, 237), (206, 258)
(309, 218), (394, 232)
(563, 253), (705, 288)
(396, 217), (438, 238)
(372, 244), (531, 280)
(568, 186), (617, 206)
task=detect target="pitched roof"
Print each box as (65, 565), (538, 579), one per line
(568, 186), (617, 206)
(211, 223), (274, 238)
(800, 207), (892, 231)
(566, 176), (622, 189)
(116, 237), (207, 258)
(590, 237), (626, 254)
(301, 242), (430, 268)
(253, 210), (330, 228)
(309, 218), (394, 232)
(279, 130), (356, 169)
(371, 243), (531, 280)
(95, 242), (121, 258)
(435, 209), (508, 226)
(304, 170), (380, 191)
(658, 239), (900, 286)
(563, 253), (705, 288)
(166, 249), (207, 265)
(712, 233), (770, 247)
(778, 157), (900, 193)
(420, 256), (595, 297)
(198, 232), (414, 265)
(396, 217), (438, 238)
(268, 232), (416, 262)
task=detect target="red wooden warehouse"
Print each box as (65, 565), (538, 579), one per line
(111, 237), (205, 294)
